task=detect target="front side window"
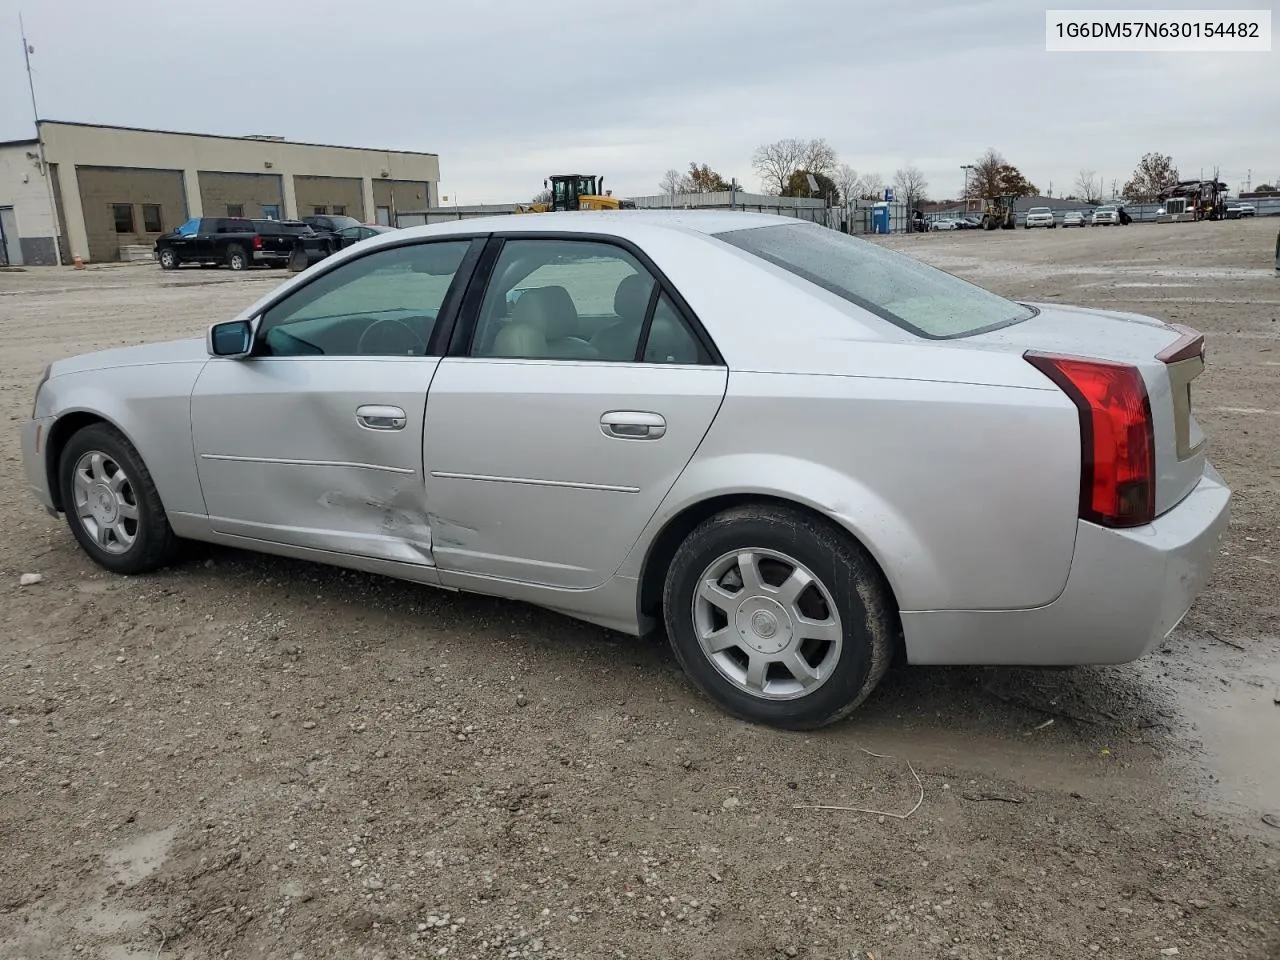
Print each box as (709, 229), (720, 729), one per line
(112, 204), (134, 233)
(714, 222), (1036, 340)
(470, 239), (710, 364)
(257, 240), (473, 357)
(174, 218), (199, 237)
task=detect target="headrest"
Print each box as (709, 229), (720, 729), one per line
(612, 273), (653, 323)
(512, 285), (578, 341)
(491, 320), (547, 358)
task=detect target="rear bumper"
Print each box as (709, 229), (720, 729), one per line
(21, 417), (58, 515)
(901, 461), (1231, 665)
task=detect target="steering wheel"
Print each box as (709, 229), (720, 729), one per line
(356, 317), (427, 356)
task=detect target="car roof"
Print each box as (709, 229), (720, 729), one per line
(378, 209), (803, 244)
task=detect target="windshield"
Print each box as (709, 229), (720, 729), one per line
(714, 222), (1036, 339)
(1029, 208), (1051, 214)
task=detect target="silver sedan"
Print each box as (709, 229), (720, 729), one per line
(20, 212), (1231, 729)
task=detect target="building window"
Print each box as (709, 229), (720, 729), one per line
(312, 205), (328, 215)
(226, 204), (244, 218)
(261, 204), (281, 220)
(333, 205), (346, 216)
(112, 204), (135, 234)
(141, 204), (163, 233)
(375, 206), (392, 226)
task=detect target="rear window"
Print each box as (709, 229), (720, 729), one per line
(1029, 207), (1051, 214)
(714, 222), (1036, 340)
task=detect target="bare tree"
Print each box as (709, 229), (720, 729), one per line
(659, 168), (684, 199)
(530, 188), (552, 204)
(859, 171), (885, 201)
(751, 138), (805, 194)
(750, 138), (837, 194)
(1074, 169), (1102, 203)
(893, 165), (929, 209)
(833, 163), (861, 205)
(798, 138), (838, 178)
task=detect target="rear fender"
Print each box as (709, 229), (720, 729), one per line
(619, 452), (939, 612)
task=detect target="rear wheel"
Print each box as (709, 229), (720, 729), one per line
(662, 504), (894, 730)
(57, 424), (178, 575)
(226, 246), (248, 271)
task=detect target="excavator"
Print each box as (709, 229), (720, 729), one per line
(515, 174), (636, 214)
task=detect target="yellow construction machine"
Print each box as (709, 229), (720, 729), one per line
(515, 174), (636, 214)
(980, 194), (1017, 230)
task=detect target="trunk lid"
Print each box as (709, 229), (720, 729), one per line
(970, 303), (1207, 516)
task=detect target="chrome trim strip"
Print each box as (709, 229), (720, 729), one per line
(201, 454), (415, 475)
(429, 470), (638, 494)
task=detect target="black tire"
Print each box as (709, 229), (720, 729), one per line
(57, 423), (178, 575)
(157, 248), (179, 270)
(662, 504), (895, 730)
(226, 246), (248, 271)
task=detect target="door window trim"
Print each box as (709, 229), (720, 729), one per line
(442, 232), (725, 366)
(240, 236), (489, 359)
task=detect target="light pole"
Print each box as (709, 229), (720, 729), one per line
(21, 14), (63, 266)
(961, 164), (976, 211)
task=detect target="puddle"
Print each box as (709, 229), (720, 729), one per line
(1173, 656), (1280, 819)
(103, 826), (177, 887)
(76, 902), (152, 936)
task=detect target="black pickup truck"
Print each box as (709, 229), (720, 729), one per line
(154, 217), (330, 271)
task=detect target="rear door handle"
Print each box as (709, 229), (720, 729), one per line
(356, 404), (407, 431)
(600, 410), (666, 440)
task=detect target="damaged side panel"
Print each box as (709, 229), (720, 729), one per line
(190, 356), (440, 566)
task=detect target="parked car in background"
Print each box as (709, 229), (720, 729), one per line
(1093, 205), (1122, 226)
(334, 223), (397, 250)
(930, 218), (960, 231)
(22, 212), (1230, 729)
(301, 214), (364, 240)
(252, 219), (330, 269)
(154, 217), (260, 271)
(1024, 207), (1056, 229)
(1062, 211), (1086, 228)
(958, 217), (984, 230)
(1226, 203), (1256, 219)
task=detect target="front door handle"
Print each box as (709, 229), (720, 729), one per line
(600, 410), (666, 440)
(356, 404), (407, 431)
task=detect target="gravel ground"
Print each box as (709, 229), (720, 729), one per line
(1, 219), (1278, 960)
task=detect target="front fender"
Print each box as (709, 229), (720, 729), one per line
(39, 363), (208, 517)
(618, 451), (939, 612)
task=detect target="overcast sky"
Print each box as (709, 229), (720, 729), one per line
(1, 0), (1275, 203)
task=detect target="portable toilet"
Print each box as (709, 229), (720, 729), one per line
(871, 203), (891, 234)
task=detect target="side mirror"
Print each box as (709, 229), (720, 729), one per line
(207, 317), (258, 358)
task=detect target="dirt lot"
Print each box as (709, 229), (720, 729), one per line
(1, 219), (1278, 960)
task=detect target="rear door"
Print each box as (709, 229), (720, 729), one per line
(421, 235), (728, 589)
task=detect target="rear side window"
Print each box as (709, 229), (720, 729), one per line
(714, 222), (1036, 340)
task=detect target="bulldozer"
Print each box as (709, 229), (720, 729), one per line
(515, 174), (636, 214)
(980, 194), (1017, 230)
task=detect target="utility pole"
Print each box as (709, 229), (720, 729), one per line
(20, 13), (63, 266)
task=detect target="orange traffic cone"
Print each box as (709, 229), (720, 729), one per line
(72, 254), (84, 270)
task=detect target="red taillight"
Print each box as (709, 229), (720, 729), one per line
(1026, 352), (1156, 528)
(252, 235), (263, 250)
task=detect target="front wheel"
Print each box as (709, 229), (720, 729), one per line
(157, 248), (178, 270)
(57, 424), (178, 575)
(662, 504), (895, 730)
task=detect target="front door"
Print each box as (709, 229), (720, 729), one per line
(190, 237), (481, 565)
(422, 236), (728, 589)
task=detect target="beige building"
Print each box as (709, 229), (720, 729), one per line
(0, 120), (440, 265)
